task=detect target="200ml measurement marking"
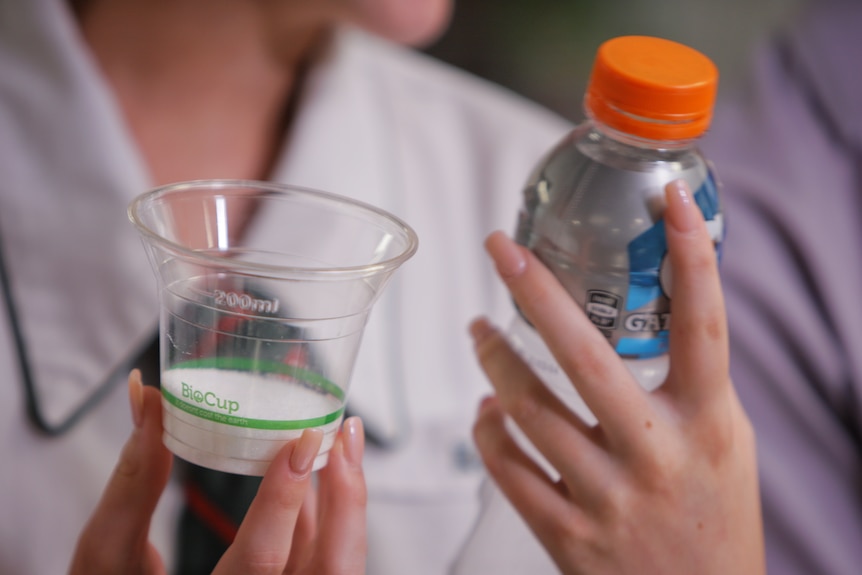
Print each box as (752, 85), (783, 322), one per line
(213, 289), (280, 314)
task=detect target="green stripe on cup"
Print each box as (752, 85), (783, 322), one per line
(163, 356), (345, 430)
(162, 387), (344, 430)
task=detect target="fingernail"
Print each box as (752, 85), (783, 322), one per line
(290, 428), (323, 476)
(485, 231), (526, 278)
(665, 179), (700, 232)
(477, 395), (497, 414)
(128, 369), (144, 428)
(343, 417), (365, 467)
(469, 317), (496, 345)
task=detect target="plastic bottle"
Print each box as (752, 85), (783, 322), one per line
(507, 36), (724, 431)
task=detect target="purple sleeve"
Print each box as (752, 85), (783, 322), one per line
(704, 4), (862, 572)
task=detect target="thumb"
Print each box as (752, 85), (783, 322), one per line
(70, 370), (173, 574)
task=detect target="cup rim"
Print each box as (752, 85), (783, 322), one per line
(128, 179), (419, 279)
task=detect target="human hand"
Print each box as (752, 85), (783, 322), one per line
(470, 180), (765, 574)
(69, 370), (366, 575)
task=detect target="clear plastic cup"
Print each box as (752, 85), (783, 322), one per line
(129, 180), (418, 475)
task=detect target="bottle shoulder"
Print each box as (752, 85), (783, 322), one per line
(516, 120), (718, 259)
(539, 122), (708, 177)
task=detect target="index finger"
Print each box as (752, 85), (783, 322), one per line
(305, 417), (367, 574)
(662, 179), (729, 402)
(215, 429), (323, 574)
(485, 231), (655, 447)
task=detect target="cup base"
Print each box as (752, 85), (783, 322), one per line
(164, 432), (330, 476)
(162, 403), (336, 476)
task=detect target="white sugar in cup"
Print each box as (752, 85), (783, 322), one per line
(160, 368), (345, 474)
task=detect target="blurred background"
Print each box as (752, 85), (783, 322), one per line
(425, 0), (804, 122)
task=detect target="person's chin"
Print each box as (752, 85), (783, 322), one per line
(356, 0), (453, 47)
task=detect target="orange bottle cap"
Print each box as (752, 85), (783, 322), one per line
(585, 36), (718, 141)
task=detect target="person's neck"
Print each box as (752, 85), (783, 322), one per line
(75, 0), (328, 185)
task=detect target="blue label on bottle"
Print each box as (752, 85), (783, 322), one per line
(617, 173), (722, 359)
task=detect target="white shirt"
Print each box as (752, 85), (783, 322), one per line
(0, 0), (569, 573)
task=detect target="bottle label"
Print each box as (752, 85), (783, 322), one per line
(613, 172), (723, 359)
(585, 290), (621, 332)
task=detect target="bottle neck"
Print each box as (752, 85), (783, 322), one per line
(585, 109), (701, 151)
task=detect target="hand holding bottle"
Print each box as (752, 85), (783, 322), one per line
(470, 180), (765, 575)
